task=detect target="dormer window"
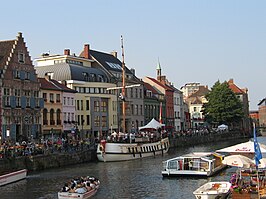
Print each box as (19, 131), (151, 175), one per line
(18, 53), (25, 63)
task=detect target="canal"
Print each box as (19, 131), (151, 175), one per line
(1, 136), (263, 199)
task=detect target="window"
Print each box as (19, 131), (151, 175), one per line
(94, 116), (100, 127)
(4, 88), (10, 96)
(101, 101), (107, 112)
(94, 101), (100, 112)
(50, 109), (55, 125)
(139, 89), (142, 98)
(86, 100), (90, 110)
(15, 70), (20, 79)
(4, 96), (10, 106)
(130, 88), (133, 98)
(18, 53), (25, 63)
(56, 109), (61, 125)
(43, 109), (48, 125)
(15, 97), (21, 107)
(25, 72), (30, 80)
(26, 97), (30, 107)
(140, 105), (143, 115)
(50, 93), (54, 103)
(102, 116), (107, 127)
(63, 97), (66, 105)
(56, 94), (60, 103)
(43, 93), (47, 101)
(135, 88), (138, 98)
(77, 100), (80, 110)
(86, 115), (90, 125)
(80, 100), (83, 110)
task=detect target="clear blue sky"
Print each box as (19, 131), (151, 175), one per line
(1, 0), (265, 110)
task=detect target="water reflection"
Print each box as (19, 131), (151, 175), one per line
(0, 137), (261, 199)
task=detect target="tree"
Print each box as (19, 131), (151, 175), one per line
(202, 80), (244, 127)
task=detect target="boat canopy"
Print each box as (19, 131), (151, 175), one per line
(139, 118), (165, 130)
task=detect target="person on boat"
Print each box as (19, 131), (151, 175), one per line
(61, 183), (70, 192)
(75, 183), (87, 194)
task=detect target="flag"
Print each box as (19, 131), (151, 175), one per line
(254, 124), (262, 168)
(159, 102), (162, 124)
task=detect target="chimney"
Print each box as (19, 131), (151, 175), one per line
(130, 68), (135, 75)
(111, 51), (117, 58)
(228, 78), (234, 84)
(84, 44), (90, 59)
(64, 49), (70, 55)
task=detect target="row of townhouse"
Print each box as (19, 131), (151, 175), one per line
(0, 33), (187, 142)
(0, 33), (250, 142)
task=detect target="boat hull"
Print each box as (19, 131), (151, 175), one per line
(58, 187), (98, 199)
(193, 182), (231, 199)
(97, 137), (170, 162)
(0, 169), (27, 186)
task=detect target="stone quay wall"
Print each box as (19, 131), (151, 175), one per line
(0, 131), (250, 173)
(0, 149), (97, 173)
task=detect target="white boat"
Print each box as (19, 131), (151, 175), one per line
(58, 177), (100, 199)
(162, 152), (227, 177)
(193, 181), (231, 199)
(0, 169), (27, 186)
(97, 37), (170, 162)
(97, 137), (170, 162)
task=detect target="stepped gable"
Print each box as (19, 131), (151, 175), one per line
(0, 39), (15, 66)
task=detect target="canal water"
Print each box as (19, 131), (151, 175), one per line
(1, 136), (265, 199)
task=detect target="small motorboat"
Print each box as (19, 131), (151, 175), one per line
(193, 181), (231, 199)
(58, 176), (100, 199)
(0, 169), (27, 186)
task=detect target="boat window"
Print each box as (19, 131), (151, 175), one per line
(169, 161), (178, 169)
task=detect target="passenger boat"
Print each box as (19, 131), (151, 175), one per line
(162, 152), (226, 177)
(0, 169), (27, 186)
(97, 137), (169, 162)
(97, 36), (170, 162)
(58, 176), (100, 199)
(193, 181), (231, 199)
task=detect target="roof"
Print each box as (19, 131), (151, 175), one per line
(146, 76), (174, 91)
(80, 49), (133, 74)
(143, 82), (160, 94)
(35, 63), (109, 82)
(0, 40), (15, 66)
(228, 79), (245, 94)
(188, 86), (209, 98)
(39, 77), (76, 93)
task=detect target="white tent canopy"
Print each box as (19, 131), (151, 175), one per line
(217, 124), (228, 130)
(216, 140), (266, 153)
(139, 118), (165, 131)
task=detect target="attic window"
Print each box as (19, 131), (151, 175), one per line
(106, 62), (121, 70)
(18, 53), (25, 63)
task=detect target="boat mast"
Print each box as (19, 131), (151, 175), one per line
(121, 35), (126, 134)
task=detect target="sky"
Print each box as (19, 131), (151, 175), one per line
(1, 0), (266, 110)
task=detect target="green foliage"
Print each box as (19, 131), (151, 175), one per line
(202, 80), (244, 126)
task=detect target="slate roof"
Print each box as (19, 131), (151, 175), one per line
(39, 77), (77, 93)
(0, 40), (15, 66)
(80, 49), (133, 74)
(35, 63), (109, 82)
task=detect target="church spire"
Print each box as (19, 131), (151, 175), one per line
(156, 58), (161, 81)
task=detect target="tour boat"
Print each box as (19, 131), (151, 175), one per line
(97, 36), (170, 162)
(58, 177), (100, 199)
(193, 181), (231, 199)
(162, 152), (227, 177)
(0, 169), (27, 186)
(97, 137), (170, 162)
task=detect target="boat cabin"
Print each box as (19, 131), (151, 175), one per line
(162, 152), (226, 177)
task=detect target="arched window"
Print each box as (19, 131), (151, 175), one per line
(56, 109), (61, 125)
(43, 109), (48, 125)
(50, 109), (55, 125)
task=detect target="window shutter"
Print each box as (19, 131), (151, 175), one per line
(10, 96), (16, 108)
(40, 98), (44, 108)
(20, 71), (25, 80)
(30, 97), (36, 109)
(21, 96), (26, 108)
(11, 124), (16, 139)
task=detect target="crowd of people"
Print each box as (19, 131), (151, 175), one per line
(60, 176), (100, 194)
(0, 137), (96, 159)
